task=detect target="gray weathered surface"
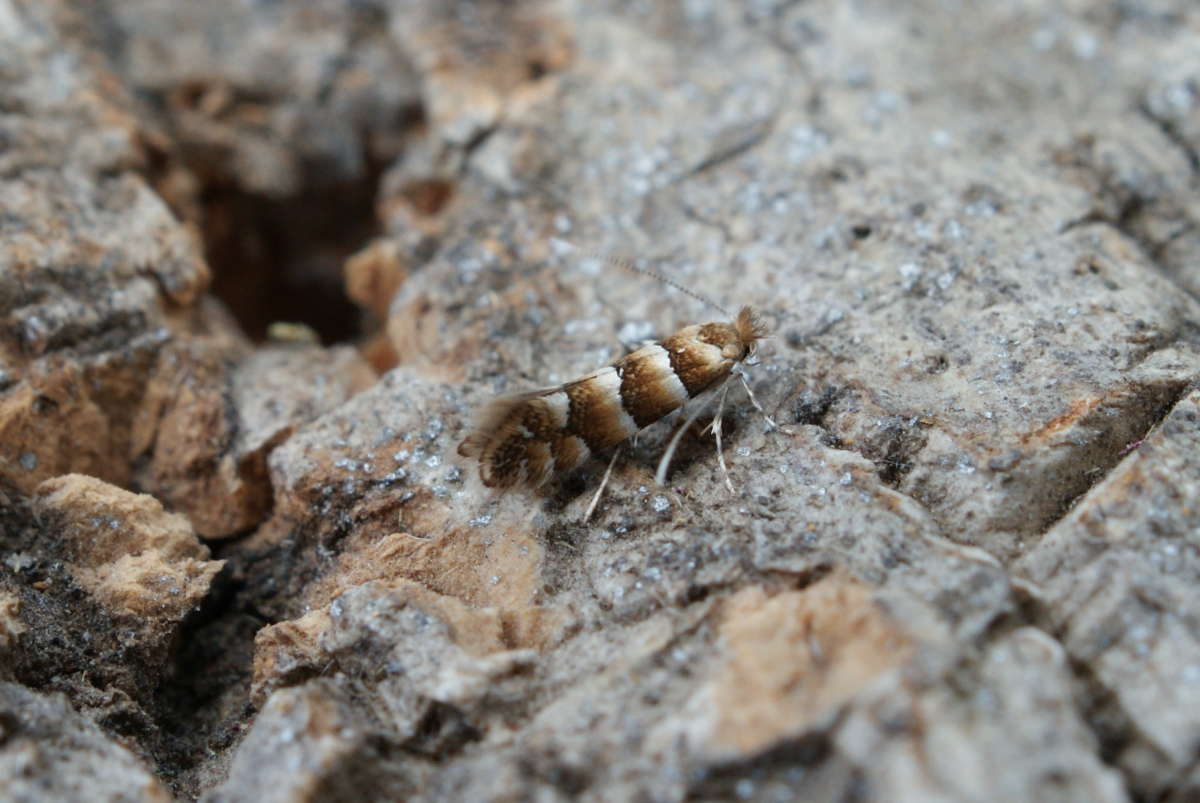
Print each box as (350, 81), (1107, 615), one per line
(0, 682), (171, 802)
(1, 0), (1199, 800)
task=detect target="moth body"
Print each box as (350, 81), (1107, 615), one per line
(459, 306), (767, 489)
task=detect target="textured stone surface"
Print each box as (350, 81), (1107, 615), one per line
(831, 627), (1128, 803)
(90, 0), (423, 199)
(0, 682), (171, 802)
(203, 680), (418, 803)
(701, 578), (912, 759)
(1018, 388), (1200, 800)
(35, 475), (223, 620)
(136, 342), (374, 539)
(0, 0), (210, 495)
(0, 475), (226, 789)
(1, 0), (1199, 800)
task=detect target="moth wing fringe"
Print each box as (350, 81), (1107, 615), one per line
(459, 387), (570, 489)
(457, 388), (558, 459)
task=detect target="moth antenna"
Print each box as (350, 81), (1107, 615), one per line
(552, 238), (731, 318)
(601, 253), (731, 319)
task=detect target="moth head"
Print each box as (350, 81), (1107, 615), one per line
(730, 306), (769, 360)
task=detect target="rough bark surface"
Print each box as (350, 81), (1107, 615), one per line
(1, 0), (1199, 801)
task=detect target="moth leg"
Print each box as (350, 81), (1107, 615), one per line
(736, 368), (780, 430)
(584, 447), (622, 523)
(706, 379), (735, 494)
(655, 391), (720, 486)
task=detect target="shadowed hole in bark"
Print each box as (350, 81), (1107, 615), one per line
(864, 417), (926, 488)
(791, 385), (843, 427)
(139, 88), (428, 346)
(688, 730), (844, 801)
(200, 166), (385, 345)
(399, 179), (455, 217)
(518, 750), (592, 797)
(1037, 379), (1192, 536)
(408, 701), (483, 759)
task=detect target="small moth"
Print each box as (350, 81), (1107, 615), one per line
(459, 256), (776, 516)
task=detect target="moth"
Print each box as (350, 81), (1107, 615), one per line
(458, 255), (776, 518)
